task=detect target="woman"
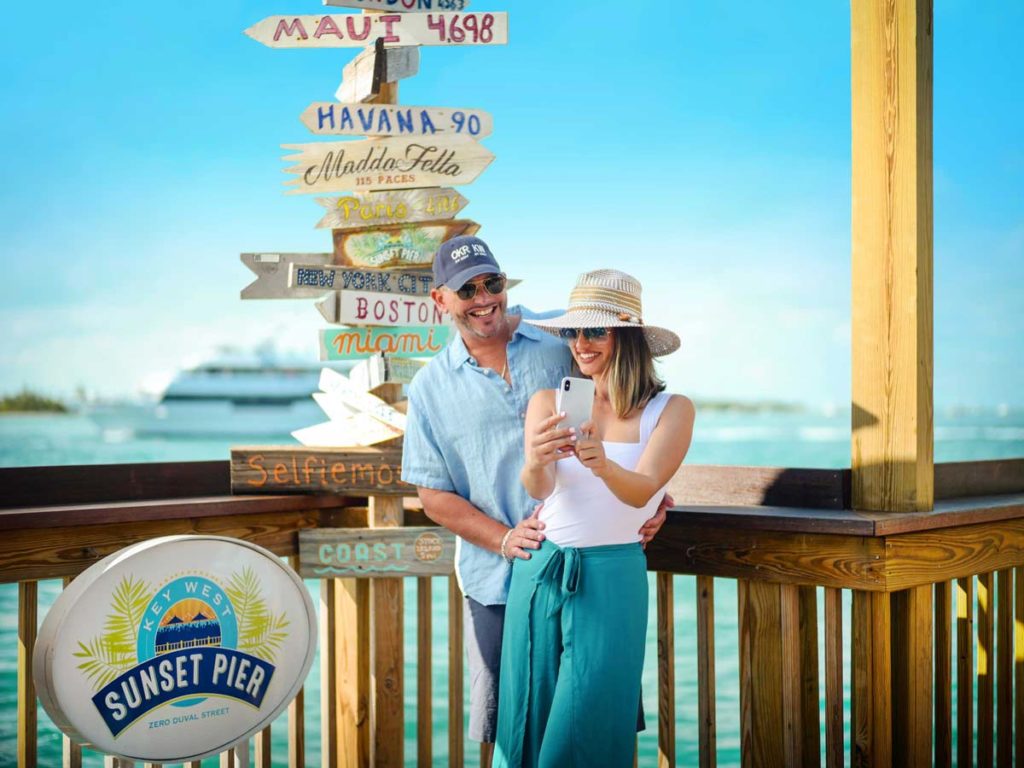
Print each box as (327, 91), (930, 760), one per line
(493, 269), (695, 767)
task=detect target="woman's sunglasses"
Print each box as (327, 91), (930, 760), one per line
(453, 274), (507, 300)
(558, 327), (610, 341)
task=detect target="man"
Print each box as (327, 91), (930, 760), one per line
(401, 236), (668, 763)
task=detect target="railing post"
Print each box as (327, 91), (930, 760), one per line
(891, 586), (932, 766)
(18, 580), (37, 768)
(656, 572), (675, 768)
(696, 576), (716, 768)
(738, 579), (784, 767)
(851, 590), (891, 767)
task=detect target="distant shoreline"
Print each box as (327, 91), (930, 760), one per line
(0, 390), (69, 414)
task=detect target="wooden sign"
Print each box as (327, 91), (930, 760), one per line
(298, 527), (456, 579)
(332, 219), (480, 267)
(323, 0), (470, 12)
(315, 188), (468, 230)
(350, 354), (426, 389)
(294, 412), (403, 447)
(317, 288), (447, 326)
(230, 446), (412, 495)
(246, 12), (507, 49)
(302, 102), (492, 139)
(319, 368), (407, 431)
(289, 264), (434, 296)
(241, 252), (333, 299)
(283, 135), (495, 195)
(320, 326), (451, 360)
(336, 39), (419, 103)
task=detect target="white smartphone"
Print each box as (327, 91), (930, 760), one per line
(555, 377), (595, 433)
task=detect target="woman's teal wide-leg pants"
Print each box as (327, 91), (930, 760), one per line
(493, 540), (648, 768)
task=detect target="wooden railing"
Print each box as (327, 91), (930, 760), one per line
(2, 458), (1023, 766)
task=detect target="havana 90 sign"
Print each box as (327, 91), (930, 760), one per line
(33, 536), (317, 762)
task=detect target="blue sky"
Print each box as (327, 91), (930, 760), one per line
(0, 1), (1020, 408)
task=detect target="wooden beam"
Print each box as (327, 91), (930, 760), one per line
(448, 578), (464, 768)
(656, 573), (675, 768)
(933, 581), (952, 768)
(417, 578), (433, 767)
(824, 588), (844, 768)
(287, 556), (306, 768)
(996, 569), (1012, 766)
(18, 581), (37, 768)
(977, 571), (994, 768)
(336, 578), (370, 768)
(738, 580), (784, 767)
(851, 0), (934, 512)
(955, 577), (974, 768)
(696, 576), (716, 768)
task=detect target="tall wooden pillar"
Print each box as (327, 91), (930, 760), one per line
(851, 0), (934, 513)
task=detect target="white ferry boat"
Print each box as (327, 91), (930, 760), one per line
(87, 346), (349, 437)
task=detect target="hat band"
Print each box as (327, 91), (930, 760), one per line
(568, 286), (643, 317)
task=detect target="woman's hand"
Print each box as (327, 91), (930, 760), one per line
(525, 411), (576, 471)
(575, 420), (610, 478)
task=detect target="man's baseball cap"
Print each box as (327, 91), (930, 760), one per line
(433, 236), (503, 291)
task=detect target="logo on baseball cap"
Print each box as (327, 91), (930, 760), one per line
(433, 236), (502, 291)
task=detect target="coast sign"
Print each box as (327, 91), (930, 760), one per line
(33, 536), (317, 763)
(283, 135), (495, 195)
(314, 188), (468, 230)
(302, 102), (493, 139)
(245, 12), (507, 49)
(299, 528), (456, 579)
(331, 219), (480, 267)
(320, 325), (451, 360)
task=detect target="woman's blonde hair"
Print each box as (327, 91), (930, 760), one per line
(606, 328), (665, 418)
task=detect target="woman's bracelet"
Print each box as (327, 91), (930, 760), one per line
(499, 528), (515, 564)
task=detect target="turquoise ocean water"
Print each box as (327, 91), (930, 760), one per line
(1, 409), (1022, 766)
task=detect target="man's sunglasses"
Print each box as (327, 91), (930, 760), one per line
(453, 274), (507, 300)
(558, 327), (610, 341)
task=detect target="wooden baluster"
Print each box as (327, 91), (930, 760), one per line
(418, 577), (433, 768)
(824, 588), (843, 768)
(320, 579), (338, 768)
(448, 578), (464, 768)
(220, 747), (235, 767)
(337, 577), (370, 768)
(255, 725), (272, 768)
(696, 576), (716, 768)
(978, 571), (994, 768)
(657, 572), (675, 768)
(18, 580), (37, 768)
(62, 576), (82, 768)
(287, 555), (306, 768)
(185, 760), (202, 768)
(738, 579), (784, 767)
(934, 581), (952, 768)
(892, 585), (932, 767)
(368, 497), (405, 766)
(851, 590), (891, 768)
(797, 586), (820, 766)
(1015, 568), (1023, 768)
(996, 569), (1012, 767)
(957, 576), (974, 768)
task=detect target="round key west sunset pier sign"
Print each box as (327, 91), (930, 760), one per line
(33, 536), (317, 763)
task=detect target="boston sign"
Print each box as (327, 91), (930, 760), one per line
(33, 536), (316, 763)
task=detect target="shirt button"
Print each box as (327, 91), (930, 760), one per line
(519, 412), (526, 419)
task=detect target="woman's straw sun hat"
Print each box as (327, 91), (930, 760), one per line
(526, 269), (680, 357)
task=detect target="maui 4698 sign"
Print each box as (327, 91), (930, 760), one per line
(246, 12), (507, 48)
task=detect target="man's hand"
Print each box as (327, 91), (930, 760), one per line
(638, 493), (674, 549)
(502, 516), (546, 561)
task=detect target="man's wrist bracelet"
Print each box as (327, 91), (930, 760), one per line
(499, 528), (515, 564)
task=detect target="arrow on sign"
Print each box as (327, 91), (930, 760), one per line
(336, 38), (419, 103)
(320, 326), (451, 360)
(319, 368), (407, 431)
(293, 414), (402, 447)
(323, 0), (470, 11)
(302, 102), (492, 139)
(283, 135), (495, 195)
(241, 252), (334, 299)
(332, 219), (480, 267)
(314, 188), (468, 230)
(245, 12), (507, 49)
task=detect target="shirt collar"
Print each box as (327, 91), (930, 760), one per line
(444, 305), (543, 370)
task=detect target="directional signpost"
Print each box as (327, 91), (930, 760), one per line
(245, 12), (508, 49)
(239, 10), (509, 758)
(314, 188), (468, 230)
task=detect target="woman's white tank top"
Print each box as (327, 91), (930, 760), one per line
(538, 392), (672, 548)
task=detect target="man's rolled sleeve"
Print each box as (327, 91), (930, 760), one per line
(401, 383), (456, 492)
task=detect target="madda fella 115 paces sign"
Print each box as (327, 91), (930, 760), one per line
(33, 536), (317, 763)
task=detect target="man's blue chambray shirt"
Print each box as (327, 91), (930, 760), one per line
(401, 306), (572, 606)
